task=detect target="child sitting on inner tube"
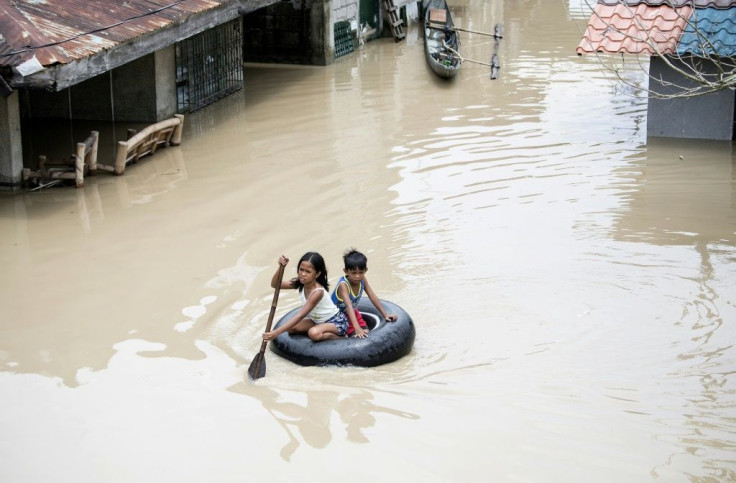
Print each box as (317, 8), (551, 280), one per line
(331, 248), (397, 338)
(262, 252), (349, 342)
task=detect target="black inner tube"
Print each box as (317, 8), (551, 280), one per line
(269, 299), (415, 367)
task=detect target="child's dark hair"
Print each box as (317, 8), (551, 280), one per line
(343, 248), (368, 270)
(292, 251), (330, 292)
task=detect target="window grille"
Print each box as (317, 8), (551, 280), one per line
(176, 18), (244, 113)
(334, 21), (354, 59)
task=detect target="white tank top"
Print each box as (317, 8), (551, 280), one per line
(300, 287), (339, 323)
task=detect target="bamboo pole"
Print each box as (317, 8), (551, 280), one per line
(462, 58), (493, 67)
(453, 26), (503, 39)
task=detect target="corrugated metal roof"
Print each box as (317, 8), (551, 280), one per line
(576, 3), (694, 54)
(0, 0), (226, 70)
(677, 7), (736, 55)
(598, 0), (736, 8)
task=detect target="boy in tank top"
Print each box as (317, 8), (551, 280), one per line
(331, 249), (397, 338)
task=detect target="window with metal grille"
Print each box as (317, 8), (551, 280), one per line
(176, 18), (244, 113)
(334, 21), (354, 59)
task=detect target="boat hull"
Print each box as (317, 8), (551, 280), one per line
(423, 0), (461, 79)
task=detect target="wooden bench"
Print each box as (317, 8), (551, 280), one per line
(90, 114), (184, 176)
(23, 131), (99, 188)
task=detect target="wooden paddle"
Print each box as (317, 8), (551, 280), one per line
(247, 263), (285, 381)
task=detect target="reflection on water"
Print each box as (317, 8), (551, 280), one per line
(1, 0), (735, 480)
(620, 140), (736, 478)
(230, 382), (419, 461)
(612, 138), (735, 245)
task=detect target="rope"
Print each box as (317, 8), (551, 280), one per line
(443, 40), (490, 66)
(443, 38), (497, 69)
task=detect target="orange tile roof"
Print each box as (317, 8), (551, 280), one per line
(576, 3), (694, 54)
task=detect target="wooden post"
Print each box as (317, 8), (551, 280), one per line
(114, 141), (129, 175)
(74, 143), (85, 188)
(171, 114), (184, 145)
(89, 131), (99, 174)
(38, 155), (48, 176)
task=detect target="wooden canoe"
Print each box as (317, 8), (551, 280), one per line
(423, 0), (461, 79)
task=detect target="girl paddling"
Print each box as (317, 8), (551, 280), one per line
(262, 253), (349, 342)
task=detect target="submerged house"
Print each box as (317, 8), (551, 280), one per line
(576, 0), (736, 141)
(0, 0), (412, 188)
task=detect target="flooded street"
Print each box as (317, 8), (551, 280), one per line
(2, 0), (735, 481)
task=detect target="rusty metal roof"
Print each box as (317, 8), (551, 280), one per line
(0, 0), (227, 71)
(577, 3), (694, 54)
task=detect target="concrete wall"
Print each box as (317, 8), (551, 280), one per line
(155, 47), (178, 120)
(23, 50), (177, 123)
(648, 56), (735, 141)
(333, 0), (359, 24)
(0, 92), (23, 187)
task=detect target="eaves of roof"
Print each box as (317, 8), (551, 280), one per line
(0, 0), (229, 71)
(0, 0), (258, 91)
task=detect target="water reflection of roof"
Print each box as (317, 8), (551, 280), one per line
(576, 1), (736, 57)
(612, 138), (735, 246)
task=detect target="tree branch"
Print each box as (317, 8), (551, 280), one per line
(578, 0), (736, 99)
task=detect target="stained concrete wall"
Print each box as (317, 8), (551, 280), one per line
(648, 56), (735, 141)
(333, 0), (359, 24)
(0, 92), (23, 187)
(23, 48), (177, 123)
(155, 47), (177, 121)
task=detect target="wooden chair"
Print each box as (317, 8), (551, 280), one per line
(89, 114), (184, 176)
(23, 131), (99, 188)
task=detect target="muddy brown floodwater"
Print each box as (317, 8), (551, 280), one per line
(1, 1), (735, 481)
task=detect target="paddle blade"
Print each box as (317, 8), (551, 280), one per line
(247, 352), (266, 381)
